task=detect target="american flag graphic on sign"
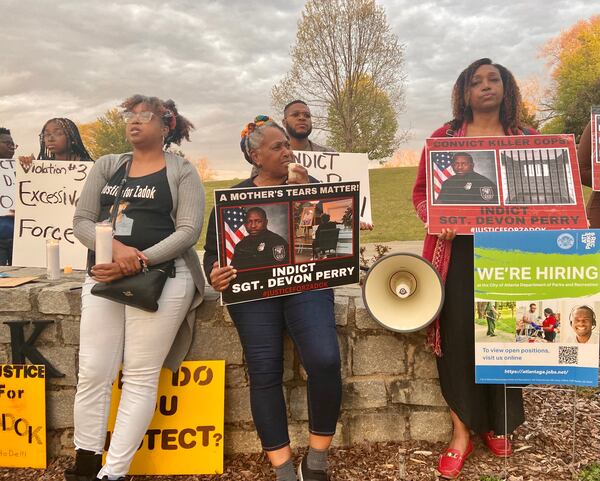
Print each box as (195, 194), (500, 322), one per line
(223, 207), (248, 265)
(431, 152), (455, 200)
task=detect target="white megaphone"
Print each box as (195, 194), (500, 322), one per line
(362, 253), (444, 332)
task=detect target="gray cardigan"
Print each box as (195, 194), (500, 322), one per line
(73, 151), (205, 370)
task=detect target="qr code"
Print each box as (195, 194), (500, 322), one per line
(558, 346), (578, 365)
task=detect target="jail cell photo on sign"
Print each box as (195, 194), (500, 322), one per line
(430, 150), (499, 205)
(500, 148), (576, 205)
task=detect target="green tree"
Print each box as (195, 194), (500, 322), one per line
(540, 15), (600, 140)
(78, 108), (129, 159)
(272, 0), (406, 157)
(326, 75), (398, 159)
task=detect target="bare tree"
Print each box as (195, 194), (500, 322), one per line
(272, 0), (407, 154)
(191, 156), (215, 182)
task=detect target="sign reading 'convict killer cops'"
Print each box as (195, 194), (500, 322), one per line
(425, 134), (587, 234)
(105, 360), (225, 475)
(0, 364), (46, 468)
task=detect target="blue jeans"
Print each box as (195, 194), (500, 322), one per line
(0, 238), (12, 265)
(227, 289), (341, 450)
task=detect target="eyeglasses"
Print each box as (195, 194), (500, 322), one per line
(122, 111), (154, 123)
(0, 140), (18, 149)
(41, 130), (65, 140)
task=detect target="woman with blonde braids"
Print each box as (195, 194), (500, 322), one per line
(20, 117), (93, 166)
(204, 115), (340, 481)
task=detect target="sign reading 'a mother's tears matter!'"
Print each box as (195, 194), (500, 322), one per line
(425, 134), (587, 234)
(12, 160), (91, 270)
(215, 181), (360, 304)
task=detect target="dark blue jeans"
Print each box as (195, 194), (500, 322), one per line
(227, 289), (341, 450)
(0, 238), (12, 266)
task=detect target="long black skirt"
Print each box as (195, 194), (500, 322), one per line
(436, 235), (524, 434)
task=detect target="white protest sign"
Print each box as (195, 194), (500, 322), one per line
(0, 159), (16, 215)
(292, 151), (372, 223)
(13, 160), (91, 270)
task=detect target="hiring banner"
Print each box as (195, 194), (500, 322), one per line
(215, 181), (360, 304)
(0, 159), (16, 215)
(0, 364), (46, 468)
(474, 230), (600, 386)
(292, 151), (372, 223)
(106, 360), (225, 475)
(425, 134), (587, 235)
(12, 160), (91, 270)
(591, 106), (600, 190)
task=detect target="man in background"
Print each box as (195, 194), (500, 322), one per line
(282, 100), (332, 152)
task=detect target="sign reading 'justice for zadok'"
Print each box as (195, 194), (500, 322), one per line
(215, 181), (360, 304)
(425, 134), (587, 235)
(0, 364), (46, 469)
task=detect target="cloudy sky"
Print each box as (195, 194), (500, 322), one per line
(1, 0), (597, 178)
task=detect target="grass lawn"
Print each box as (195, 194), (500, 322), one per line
(198, 168), (593, 248)
(475, 306), (516, 334)
(199, 167), (423, 247)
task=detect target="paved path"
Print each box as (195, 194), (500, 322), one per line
(360, 240), (424, 259)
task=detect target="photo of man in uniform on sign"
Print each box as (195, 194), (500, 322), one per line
(432, 150), (499, 204)
(229, 206), (290, 270)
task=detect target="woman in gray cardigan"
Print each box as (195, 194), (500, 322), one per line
(69, 95), (204, 481)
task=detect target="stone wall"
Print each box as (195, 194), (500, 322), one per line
(0, 267), (451, 457)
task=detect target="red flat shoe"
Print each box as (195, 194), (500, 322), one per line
(481, 431), (513, 457)
(437, 439), (473, 479)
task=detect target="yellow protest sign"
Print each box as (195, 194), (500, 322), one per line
(106, 360), (225, 475)
(0, 364), (46, 468)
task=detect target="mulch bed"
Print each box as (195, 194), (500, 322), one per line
(2, 387), (598, 481)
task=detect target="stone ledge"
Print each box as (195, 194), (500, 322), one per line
(0, 268), (448, 455)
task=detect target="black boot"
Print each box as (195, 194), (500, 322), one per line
(64, 449), (102, 481)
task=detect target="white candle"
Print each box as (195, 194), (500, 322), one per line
(288, 162), (301, 183)
(95, 222), (113, 264)
(46, 239), (60, 280)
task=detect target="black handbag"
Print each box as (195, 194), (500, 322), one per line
(91, 159), (175, 312)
